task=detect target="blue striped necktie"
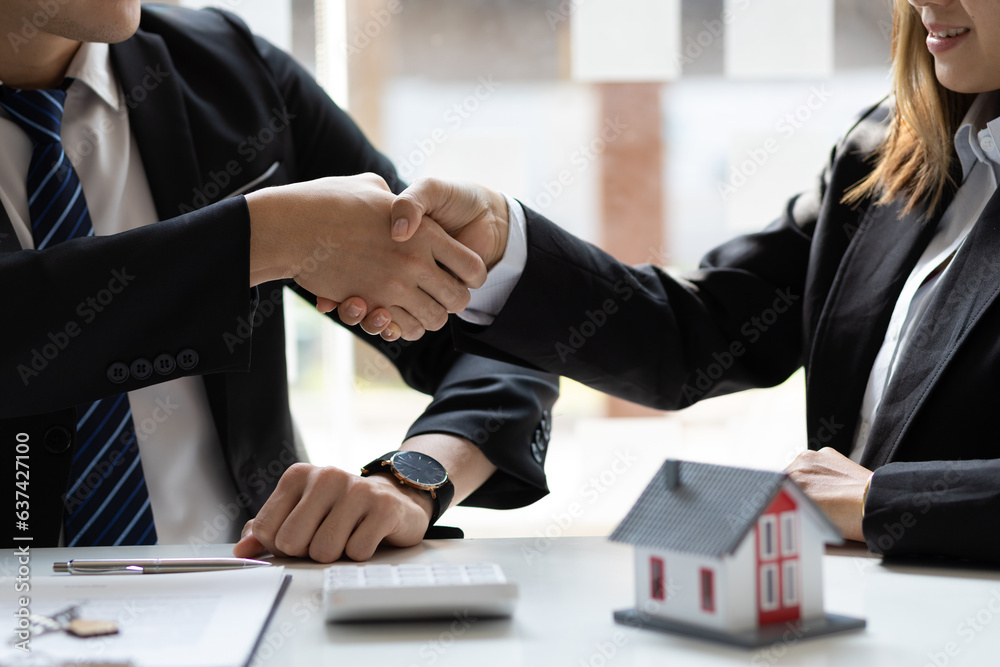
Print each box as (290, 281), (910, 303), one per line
(0, 85), (157, 546)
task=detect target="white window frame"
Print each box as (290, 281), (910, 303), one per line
(758, 515), (777, 560)
(760, 564), (779, 611)
(780, 511), (798, 557)
(782, 560), (799, 607)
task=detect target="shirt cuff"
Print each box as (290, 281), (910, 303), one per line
(458, 193), (528, 325)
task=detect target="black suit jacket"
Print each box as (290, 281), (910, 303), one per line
(0, 6), (558, 547)
(454, 101), (1000, 563)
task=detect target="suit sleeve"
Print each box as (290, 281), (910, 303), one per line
(449, 197), (816, 411)
(863, 460), (1000, 562)
(242, 25), (560, 507)
(0, 197), (256, 417)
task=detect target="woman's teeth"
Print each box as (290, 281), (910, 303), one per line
(930, 27), (970, 39)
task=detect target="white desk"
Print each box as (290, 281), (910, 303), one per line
(7, 537), (1000, 666)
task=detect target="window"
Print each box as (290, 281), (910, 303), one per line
(758, 515), (777, 560)
(780, 512), (797, 557)
(650, 557), (665, 601)
(782, 561), (799, 606)
(760, 564), (779, 611)
(700, 568), (715, 613)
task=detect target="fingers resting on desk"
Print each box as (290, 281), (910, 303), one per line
(232, 462), (433, 563)
(785, 447), (872, 543)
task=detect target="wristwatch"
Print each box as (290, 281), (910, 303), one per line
(361, 451), (455, 526)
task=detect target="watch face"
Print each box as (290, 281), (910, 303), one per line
(390, 451), (448, 487)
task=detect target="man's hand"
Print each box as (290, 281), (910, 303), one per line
(320, 178), (510, 340)
(232, 462), (434, 563)
(247, 173), (487, 340)
(785, 447), (873, 543)
(232, 434), (496, 563)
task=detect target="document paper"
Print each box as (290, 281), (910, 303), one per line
(2, 565), (287, 667)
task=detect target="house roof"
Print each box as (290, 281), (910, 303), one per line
(609, 460), (842, 558)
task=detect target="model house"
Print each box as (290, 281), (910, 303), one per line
(610, 459), (864, 646)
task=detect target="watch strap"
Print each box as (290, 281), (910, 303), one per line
(429, 473), (455, 527)
(360, 452), (395, 472)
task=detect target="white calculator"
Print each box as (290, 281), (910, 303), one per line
(323, 562), (519, 622)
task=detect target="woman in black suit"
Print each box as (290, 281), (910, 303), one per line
(339, 0), (1000, 562)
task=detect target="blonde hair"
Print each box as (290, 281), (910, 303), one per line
(844, 0), (975, 217)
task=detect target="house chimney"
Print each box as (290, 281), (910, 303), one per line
(664, 459), (680, 490)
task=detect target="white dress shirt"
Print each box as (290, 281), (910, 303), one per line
(459, 193), (530, 325)
(1, 44), (242, 544)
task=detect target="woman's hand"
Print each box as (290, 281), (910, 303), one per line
(317, 178), (510, 340)
(785, 447), (873, 542)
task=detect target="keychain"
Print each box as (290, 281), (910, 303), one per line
(25, 603), (120, 640)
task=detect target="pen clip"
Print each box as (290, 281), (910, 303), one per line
(66, 564), (146, 574)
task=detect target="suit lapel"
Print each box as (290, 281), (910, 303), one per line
(806, 200), (938, 455)
(108, 32), (202, 222)
(862, 189), (1000, 468)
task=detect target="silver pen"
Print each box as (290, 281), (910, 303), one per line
(53, 557), (271, 574)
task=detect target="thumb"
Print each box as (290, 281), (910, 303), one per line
(392, 178), (450, 241)
(391, 192), (426, 242)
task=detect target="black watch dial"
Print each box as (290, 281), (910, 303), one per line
(391, 451), (447, 487)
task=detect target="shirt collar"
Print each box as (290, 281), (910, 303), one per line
(0, 42), (121, 112)
(65, 42), (121, 113)
(955, 90), (1000, 180)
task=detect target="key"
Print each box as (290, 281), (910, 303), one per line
(65, 618), (120, 637)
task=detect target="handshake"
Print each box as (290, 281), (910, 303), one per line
(246, 173), (509, 341)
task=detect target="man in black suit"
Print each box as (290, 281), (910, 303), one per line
(374, 103), (1000, 563)
(0, 2), (558, 561)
